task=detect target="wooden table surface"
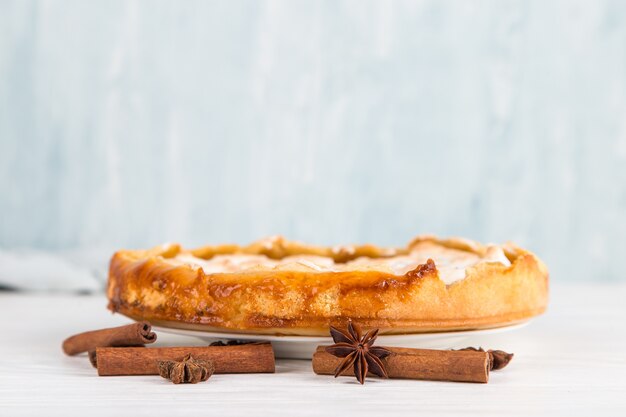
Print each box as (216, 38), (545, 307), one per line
(1, 284), (625, 416)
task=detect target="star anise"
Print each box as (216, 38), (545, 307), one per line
(158, 354), (215, 384)
(209, 340), (254, 346)
(457, 347), (514, 370)
(325, 320), (392, 384)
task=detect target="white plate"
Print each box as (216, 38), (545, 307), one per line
(153, 322), (530, 359)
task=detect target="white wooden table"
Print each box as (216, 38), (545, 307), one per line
(1, 284), (625, 416)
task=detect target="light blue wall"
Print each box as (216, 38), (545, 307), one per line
(1, 0), (625, 282)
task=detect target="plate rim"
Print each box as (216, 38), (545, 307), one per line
(153, 320), (530, 343)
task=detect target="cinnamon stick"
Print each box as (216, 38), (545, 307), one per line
(62, 322), (156, 356)
(313, 346), (490, 383)
(95, 343), (275, 376)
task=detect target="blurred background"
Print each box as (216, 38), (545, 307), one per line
(1, 0), (625, 291)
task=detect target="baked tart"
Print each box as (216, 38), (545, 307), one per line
(107, 235), (548, 336)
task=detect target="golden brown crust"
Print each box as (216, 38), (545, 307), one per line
(107, 236), (549, 336)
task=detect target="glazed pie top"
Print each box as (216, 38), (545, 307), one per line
(165, 237), (512, 286)
(107, 235), (549, 335)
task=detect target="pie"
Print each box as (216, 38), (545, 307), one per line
(107, 235), (549, 336)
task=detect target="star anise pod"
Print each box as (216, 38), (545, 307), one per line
(209, 340), (254, 346)
(457, 347), (514, 370)
(158, 354), (215, 384)
(325, 320), (392, 384)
